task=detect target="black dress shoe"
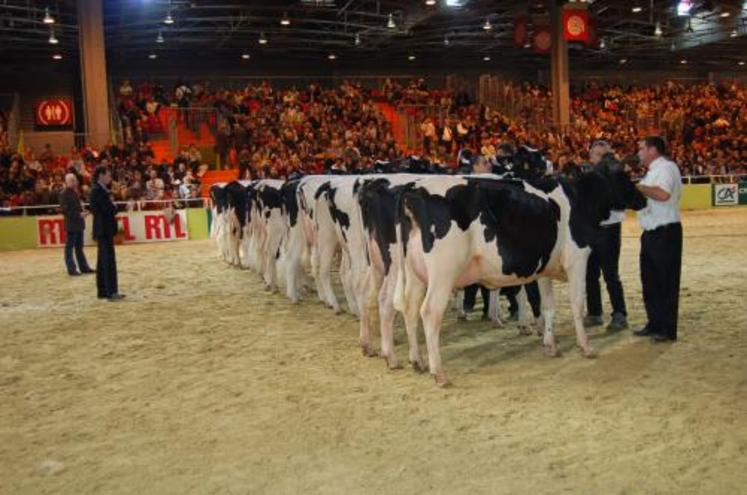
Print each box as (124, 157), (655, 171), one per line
(651, 333), (676, 343)
(107, 293), (126, 301)
(81, 269), (95, 274)
(68, 272), (81, 277)
(633, 326), (657, 337)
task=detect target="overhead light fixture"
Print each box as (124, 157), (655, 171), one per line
(731, 29), (738, 38)
(43, 7), (55, 24)
(425, 0), (437, 5)
(738, 61), (745, 66)
(149, 53), (157, 59)
(258, 32), (268, 44)
(619, 58), (628, 64)
(163, 11), (174, 25)
(523, 40), (531, 48)
(599, 37), (606, 49)
(241, 53), (250, 60)
(156, 31), (164, 43)
(444, 35), (450, 46)
(654, 22), (662, 38)
(483, 18), (492, 30)
(677, 0), (693, 17)
(483, 55), (491, 61)
(387, 13), (396, 29)
(445, 0), (466, 6)
(52, 53), (62, 60)
(631, 6), (643, 13)
(280, 13), (290, 26)
(680, 59), (687, 64)
(48, 29), (58, 44)
(328, 53), (337, 60)
(720, 11), (730, 18)
(408, 54), (416, 60)
(354, 33), (361, 45)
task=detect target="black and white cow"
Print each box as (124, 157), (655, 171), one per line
(223, 181), (249, 267)
(393, 163), (646, 386)
(296, 175), (345, 312)
(209, 183), (228, 260)
(357, 174), (426, 364)
(246, 179), (285, 290)
(278, 178), (311, 303)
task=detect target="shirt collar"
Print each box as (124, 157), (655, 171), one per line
(649, 156), (668, 170)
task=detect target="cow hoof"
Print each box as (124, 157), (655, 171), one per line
(411, 360), (427, 374)
(361, 345), (376, 358)
(518, 325), (533, 336)
(456, 314), (467, 321)
(582, 348), (597, 359)
(433, 372), (451, 388)
(544, 345), (561, 358)
(386, 356), (403, 370)
(491, 319), (504, 329)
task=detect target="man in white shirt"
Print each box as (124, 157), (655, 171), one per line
(584, 141), (629, 332)
(633, 136), (683, 342)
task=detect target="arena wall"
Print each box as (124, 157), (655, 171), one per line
(0, 207), (209, 252)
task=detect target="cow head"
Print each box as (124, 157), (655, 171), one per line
(571, 155), (646, 237)
(595, 154), (647, 212)
(513, 145), (550, 180)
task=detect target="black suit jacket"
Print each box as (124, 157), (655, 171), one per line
(89, 182), (118, 240)
(59, 188), (85, 232)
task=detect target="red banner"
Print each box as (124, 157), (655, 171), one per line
(533, 25), (551, 54)
(563, 8), (590, 44)
(514, 15), (529, 48)
(35, 98), (74, 127)
(36, 211), (188, 248)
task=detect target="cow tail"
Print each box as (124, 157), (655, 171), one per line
(393, 186), (414, 313)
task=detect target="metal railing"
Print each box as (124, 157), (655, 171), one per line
(0, 198), (206, 217)
(681, 174), (747, 184)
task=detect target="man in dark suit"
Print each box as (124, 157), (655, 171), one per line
(89, 165), (125, 301)
(59, 173), (94, 276)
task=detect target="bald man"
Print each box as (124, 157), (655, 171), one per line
(59, 173), (93, 276)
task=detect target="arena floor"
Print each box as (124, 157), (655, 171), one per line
(1, 209), (746, 494)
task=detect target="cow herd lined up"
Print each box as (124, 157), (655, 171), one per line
(209, 149), (646, 386)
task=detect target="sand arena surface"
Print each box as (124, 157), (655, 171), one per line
(1, 209), (746, 494)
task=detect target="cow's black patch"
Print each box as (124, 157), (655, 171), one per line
(280, 179), (301, 227)
(475, 180), (560, 277)
(402, 178), (560, 278)
(325, 186), (350, 242)
(358, 178), (397, 273)
(210, 184), (227, 214)
(224, 181), (248, 232)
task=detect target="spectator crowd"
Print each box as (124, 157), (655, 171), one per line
(2, 77), (746, 212)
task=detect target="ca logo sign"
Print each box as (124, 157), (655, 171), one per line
(714, 184), (738, 205)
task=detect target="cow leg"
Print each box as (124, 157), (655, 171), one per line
(263, 234), (280, 293)
(487, 289), (503, 328)
(340, 252), (359, 317)
(454, 290), (467, 321)
(358, 266), (380, 358)
(420, 283), (453, 387)
(538, 277), (560, 357)
(568, 263), (596, 358)
(240, 226), (252, 270)
(378, 270), (401, 369)
(402, 263), (427, 373)
(516, 286), (534, 335)
(284, 235), (303, 303)
(318, 242), (341, 313)
(309, 244), (325, 303)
